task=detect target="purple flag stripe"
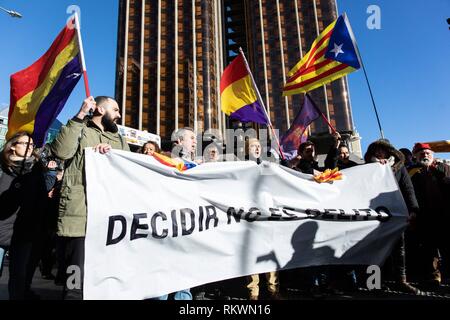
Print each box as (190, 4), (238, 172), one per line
(280, 95), (321, 160)
(33, 55), (82, 146)
(229, 101), (268, 125)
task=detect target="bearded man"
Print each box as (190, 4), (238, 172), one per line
(410, 143), (450, 288)
(50, 96), (129, 299)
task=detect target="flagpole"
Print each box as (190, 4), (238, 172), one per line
(238, 48), (286, 160)
(73, 12), (91, 99)
(343, 13), (384, 139)
(306, 93), (337, 135)
(360, 60), (384, 139)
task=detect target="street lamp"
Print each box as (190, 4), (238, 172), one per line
(0, 6), (22, 18)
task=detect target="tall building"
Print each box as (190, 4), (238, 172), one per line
(116, 0), (361, 155)
(115, 0), (224, 144)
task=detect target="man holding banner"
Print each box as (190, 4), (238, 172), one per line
(49, 96), (129, 299)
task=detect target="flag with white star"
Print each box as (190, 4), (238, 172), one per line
(283, 13), (361, 96)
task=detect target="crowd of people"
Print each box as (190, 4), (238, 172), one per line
(0, 96), (449, 300)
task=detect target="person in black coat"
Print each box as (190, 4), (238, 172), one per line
(292, 141), (322, 174)
(325, 132), (359, 170)
(0, 132), (48, 300)
(410, 143), (450, 287)
(364, 139), (420, 295)
(0, 166), (17, 277)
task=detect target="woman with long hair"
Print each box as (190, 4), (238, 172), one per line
(0, 131), (48, 299)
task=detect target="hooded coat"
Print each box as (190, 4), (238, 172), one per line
(364, 139), (419, 213)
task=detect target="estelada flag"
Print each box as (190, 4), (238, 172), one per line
(283, 13), (361, 96)
(7, 20), (82, 147)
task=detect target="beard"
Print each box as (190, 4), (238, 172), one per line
(102, 113), (119, 133)
(419, 158), (432, 167)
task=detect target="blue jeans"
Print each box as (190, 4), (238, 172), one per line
(153, 289), (192, 300)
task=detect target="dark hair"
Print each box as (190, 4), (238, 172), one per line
(141, 140), (161, 154)
(338, 143), (349, 150)
(0, 131), (38, 170)
(94, 96), (115, 107)
(298, 141), (315, 154)
(399, 148), (412, 157)
(364, 139), (404, 164)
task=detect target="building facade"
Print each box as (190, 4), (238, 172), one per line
(115, 0), (223, 143)
(116, 0), (361, 155)
(0, 107), (8, 148)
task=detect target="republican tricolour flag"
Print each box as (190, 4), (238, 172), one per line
(7, 20), (82, 147)
(220, 52), (268, 125)
(283, 13), (361, 96)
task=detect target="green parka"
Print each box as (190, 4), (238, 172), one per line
(50, 118), (129, 237)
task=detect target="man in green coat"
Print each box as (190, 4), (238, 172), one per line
(50, 96), (129, 299)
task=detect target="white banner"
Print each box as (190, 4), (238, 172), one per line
(84, 149), (407, 300)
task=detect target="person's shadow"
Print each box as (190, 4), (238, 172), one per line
(256, 221), (337, 270)
(255, 190), (408, 292)
(258, 189), (408, 269)
(255, 221), (338, 292)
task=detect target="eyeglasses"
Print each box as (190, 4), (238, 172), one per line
(15, 141), (35, 148)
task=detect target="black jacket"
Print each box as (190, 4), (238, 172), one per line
(363, 139), (419, 213)
(410, 162), (450, 218)
(0, 161), (48, 245)
(324, 147), (359, 170)
(0, 169), (16, 247)
(395, 164), (419, 213)
(294, 159), (321, 174)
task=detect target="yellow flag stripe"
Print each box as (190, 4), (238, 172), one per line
(8, 38), (79, 136)
(220, 74), (258, 115)
(285, 60), (342, 86)
(286, 20), (337, 78)
(283, 66), (355, 96)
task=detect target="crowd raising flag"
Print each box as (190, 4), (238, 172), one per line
(280, 94), (320, 160)
(7, 18), (84, 147)
(220, 52), (268, 125)
(283, 13), (361, 96)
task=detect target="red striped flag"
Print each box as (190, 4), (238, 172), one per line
(220, 52), (268, 124)
(283, 13), (361, 96)
(7, 21), (82, 146)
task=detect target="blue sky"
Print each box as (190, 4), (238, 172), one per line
(338, 0), (450, 157)
(0, 0), (449, 157)
(0, 0), (119, 123)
